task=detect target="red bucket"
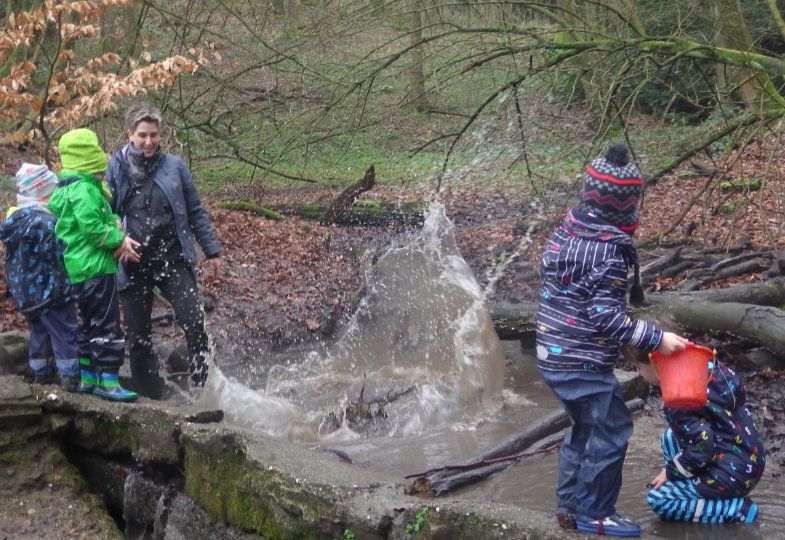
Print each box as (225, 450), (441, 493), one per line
(650, 343), (714, 410)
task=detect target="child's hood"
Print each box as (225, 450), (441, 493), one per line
(564, 208), (634, 245)
(706, 362), (746, 410)
(0, 207), (50, 249)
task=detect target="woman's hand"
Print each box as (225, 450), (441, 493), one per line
(202, 257), (222, 286)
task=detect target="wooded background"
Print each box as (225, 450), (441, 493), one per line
(3, 1), (785, 354)
(3, 1), (785, 189)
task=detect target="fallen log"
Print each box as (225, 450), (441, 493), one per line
(639, 245), (774, 284)
(272, 200), (425, 227)
(646, 299), (785, 357)
(490, 278), (785, 359)
(690, 257), (772, 284)
(680, 276), (785, 305)
(216, 200), (284, 220)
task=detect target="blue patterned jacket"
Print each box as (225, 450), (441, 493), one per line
(0, 206), (72, 318)
(665, 361), (765, 497)
(536, 208), (662, 372)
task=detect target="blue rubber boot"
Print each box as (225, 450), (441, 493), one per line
(78, 358), (98, 394)
(93, 370), (138, 402)
(575, 513), (641, 537)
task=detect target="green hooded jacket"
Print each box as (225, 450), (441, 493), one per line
(48, 172), (125, 284)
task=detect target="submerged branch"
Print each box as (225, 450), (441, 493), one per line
(405, 398), (644, 497)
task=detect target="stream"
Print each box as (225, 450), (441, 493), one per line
(203, 202), (783, 539)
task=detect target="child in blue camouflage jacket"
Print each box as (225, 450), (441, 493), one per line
(0, 163), (79, 390)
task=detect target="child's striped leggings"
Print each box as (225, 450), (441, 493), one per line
(646, 428), (756, 523)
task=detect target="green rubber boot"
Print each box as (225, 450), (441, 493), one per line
(78, 358), (98, 393)
(93, 371), (138, 402)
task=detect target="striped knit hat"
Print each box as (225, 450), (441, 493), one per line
(15, 162), (58, 203)
(578, 144), (643, 235)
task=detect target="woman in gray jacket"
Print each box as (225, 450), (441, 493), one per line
(107, 103), (221, 399)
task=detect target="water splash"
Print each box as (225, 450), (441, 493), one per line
(204, 202), (506, 442)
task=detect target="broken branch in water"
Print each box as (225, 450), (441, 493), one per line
(404, 398), (645, 497)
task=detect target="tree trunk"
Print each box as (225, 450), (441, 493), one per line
(407, 0), (427, 111)
(647, 298), (785, 357)
(710, 0), (776, 112)
(490, 279), (785, 359)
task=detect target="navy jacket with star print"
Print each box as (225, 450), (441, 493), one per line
(664, 361), (766, 498)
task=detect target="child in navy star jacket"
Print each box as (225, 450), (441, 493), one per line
(624, 328), (765, 524)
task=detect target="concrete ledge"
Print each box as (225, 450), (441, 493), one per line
(0, 375), (583, 538)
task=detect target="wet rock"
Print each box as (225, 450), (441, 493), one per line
(0, 330), (28, 375)
(1, 375), (575, 539)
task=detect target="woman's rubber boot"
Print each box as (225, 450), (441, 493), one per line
(93, 370), (138, 402)
(78, 358), (98, 394)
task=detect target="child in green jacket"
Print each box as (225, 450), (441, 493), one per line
(48, 128), (141, 401)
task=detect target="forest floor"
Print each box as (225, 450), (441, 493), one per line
(1, 138), (785, 537)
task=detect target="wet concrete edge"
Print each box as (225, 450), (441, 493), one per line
(0, 374), (587, 539)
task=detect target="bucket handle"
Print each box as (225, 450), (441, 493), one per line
(648, 347), (717, 384)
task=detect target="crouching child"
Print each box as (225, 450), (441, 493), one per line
(623, 327), (766, 524)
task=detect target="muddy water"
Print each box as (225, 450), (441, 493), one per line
(317, 341), (783, 539)
(210, 201), (782, 537)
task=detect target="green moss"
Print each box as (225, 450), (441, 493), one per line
(217, 200), (284, 220)
(768, 282), (785, 296)
(503, 315), (522, 327)
(295, 204), (324, 219)
(720, 179), (761, 192)
(184, 445), (333, 539)
(677, 170), (700, 179)
(405, 506), (430, 534)
(720, 197), (749, 214)
(0, 436), (27, 465)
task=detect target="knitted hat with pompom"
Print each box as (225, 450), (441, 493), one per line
(578, 144), (643, 235)
(578, 144), (646, 306)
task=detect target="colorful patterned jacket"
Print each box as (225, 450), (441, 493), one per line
(0, 206), (72, 318)
(536, 208), (662, 372)
(665, 361), (766, 497)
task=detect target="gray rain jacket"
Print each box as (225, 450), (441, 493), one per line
(106, 143), (221, 289)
